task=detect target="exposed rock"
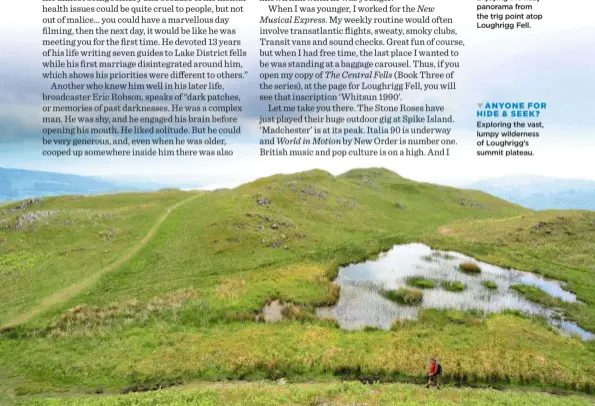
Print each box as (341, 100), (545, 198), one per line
(99, 228), (120, 241)
(285, 181), (328, 200)
(459, 198), (483, 209)
(256, 197), (272, 206)
(268, 240), (283, 248)
(260, 300), (284, 322)
(246, 213), (294, 228)
(360, 176), (383, 192)
(14, 211), (57, 230)
(336, 196), (358, 208)
(95, 212), (116, 219)
(2, 198), (44, 214)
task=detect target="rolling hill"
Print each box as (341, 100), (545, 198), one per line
(0, 168), (593, 404)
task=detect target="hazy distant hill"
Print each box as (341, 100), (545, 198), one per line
(469, 175), (595, 210)
(0, 167), (143, 201)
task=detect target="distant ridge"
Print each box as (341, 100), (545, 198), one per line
(469, 175), (595, 210)
(0, 167), (143, 201)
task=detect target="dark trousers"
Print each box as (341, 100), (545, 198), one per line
(427, 374), (440, 387)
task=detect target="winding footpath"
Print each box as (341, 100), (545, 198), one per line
(1, 194), (200, 330)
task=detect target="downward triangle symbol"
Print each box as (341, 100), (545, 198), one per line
(477, 103), (484, 108)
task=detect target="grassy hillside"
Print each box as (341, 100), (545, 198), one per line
(14, 381), (595, 406)
(423, 210), (595, 331)
(33, 169), (527, 313)
(0, 168), (593, 403)
(0, 191), (194, 326)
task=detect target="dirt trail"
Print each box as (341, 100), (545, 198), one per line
(438, 227), (452, 234)
(1, 194), (200, 330)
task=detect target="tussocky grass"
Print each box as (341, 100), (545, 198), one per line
(0, 168), (594, 400)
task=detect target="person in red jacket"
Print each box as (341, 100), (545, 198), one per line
(426, 357), (441, 389)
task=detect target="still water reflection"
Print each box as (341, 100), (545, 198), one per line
(316, 243), (593, 341)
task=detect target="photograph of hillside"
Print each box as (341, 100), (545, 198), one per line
(1, 168), (593, 405)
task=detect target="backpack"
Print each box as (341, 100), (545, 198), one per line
(436, 363), (443, 375)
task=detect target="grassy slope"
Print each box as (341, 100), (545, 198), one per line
(14, 382), (595, 406)
(26, 169), (527, 314)
(0, 168), (594, 401)
(423, 210), (595, 331)
(0, 191), (193, 326)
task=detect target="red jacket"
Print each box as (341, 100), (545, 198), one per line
(429, 362), (438, 376)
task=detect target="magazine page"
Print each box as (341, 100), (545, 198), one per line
(1, 0), (594, 404)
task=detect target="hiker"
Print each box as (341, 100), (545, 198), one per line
(426, 357), (441, 389)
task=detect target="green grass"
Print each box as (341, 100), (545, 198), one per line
(441, 281), (466, 292)
(382, 287), (424, 305)
(458, 263), (482, 274)
(0, 190), (193, 326)
(423, 209), (595, 332)
(405, 277), (435, 289)
(0, 168), (594, 401)
(482, 281), (498, 290)
(510, 285), (562, 308)
(3, 313), (593, 395)
(12, 381), (595, 406)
